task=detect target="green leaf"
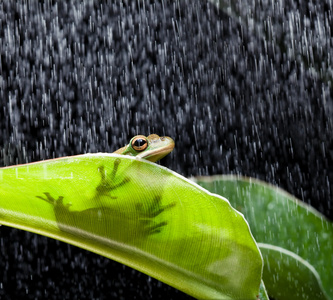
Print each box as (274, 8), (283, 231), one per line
(258, 280), (270, 300)
(0, 155), (262, 299)
(259, 243), (329, 300)
(194, 175), (333, 299)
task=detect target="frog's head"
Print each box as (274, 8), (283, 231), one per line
(114, 134), (175, 162)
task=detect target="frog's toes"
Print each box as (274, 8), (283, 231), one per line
(136, 196), (176, 235)
(146, 221), (168, 235)
(136, 196), (176, 218)
(36, 192), (64, 206)
(114, 158), (121, 167)
(96, 163), (130, 194)
(148, 196), (176, 218)
(151, 201), (176, 217)
(36, 192), (55, 204)
(138, 215), (168, 234)
(114, 176), (130, 188)
(109, 158), (121, 180)
(97, 166), (107, 181)
(161, 201), (176, 211)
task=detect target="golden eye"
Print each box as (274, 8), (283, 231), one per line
(131, 136), (148, 152)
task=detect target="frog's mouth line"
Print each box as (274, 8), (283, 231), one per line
(138, 139), (175, 162)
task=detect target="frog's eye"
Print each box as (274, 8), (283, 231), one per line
(131, 136), (149, 152)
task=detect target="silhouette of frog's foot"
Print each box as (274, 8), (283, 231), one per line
(137, 196), (176, 235)
(36, 192), (71, 208)
(95, 159), (130, 196)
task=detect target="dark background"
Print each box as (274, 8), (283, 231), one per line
(0, 1), (332, 299)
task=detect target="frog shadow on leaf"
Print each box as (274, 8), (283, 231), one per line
(36, 158), (176, 237)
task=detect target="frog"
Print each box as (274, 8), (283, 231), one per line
(113, 134), (175, 162)
(36, 134), (176, 242)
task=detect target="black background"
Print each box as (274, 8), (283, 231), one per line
(0, 1), (332, 299)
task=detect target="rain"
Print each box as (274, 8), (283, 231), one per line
(0, 0), (332, 299)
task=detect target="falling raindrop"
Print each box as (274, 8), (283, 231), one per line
(1, 0), (332, 299)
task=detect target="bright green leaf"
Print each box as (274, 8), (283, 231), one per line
(194, 175), (333, 299)
(0, 155), (262, 299)
(259, 243), (329, 300)
(258, 280), (270, 300)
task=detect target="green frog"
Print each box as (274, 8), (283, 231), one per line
(36, 134), (176, 243)
(113, 134), (174, 162)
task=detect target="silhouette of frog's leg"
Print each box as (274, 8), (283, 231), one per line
(96, 159), (130, 196)
(36, 159), (129, 208)
(141, 196), (176, 218)
(36, 193), (77, 232)
(136, 196), (176, 235)
(36, 192), (71, 209)
(145, 221), (168, 235)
